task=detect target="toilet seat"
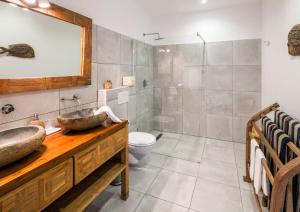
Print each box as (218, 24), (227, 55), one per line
(129, 132), (156, 147)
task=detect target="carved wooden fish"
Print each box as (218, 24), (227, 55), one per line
(0, 44), (35, 58)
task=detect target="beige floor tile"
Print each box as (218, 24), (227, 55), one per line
(85, 189), (143, 212)
(152, 137), (179, 156)
(171, 140), (205, 162)
(162, 132), (182, 139)
(234, 143), (246, 151)
(135, 195), (188, 212)
(191, 179), (242, 212)
(237, 167), (251, 191)
(235, 147), (246, 168)
(197, 159), (239, 187)
(241, 189), (259, 212)
(141, 153), (169, 168)
(129, 166), (160, 193)
(203, 145), (236, 164)
(163, 158), (200, 177)
(180, 135), (206, 143)
(147, 170), (197, 207)
(205, 138), (235, 149)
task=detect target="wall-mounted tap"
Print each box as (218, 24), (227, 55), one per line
(2, 104), (15, 114)
(60, 94), (80, 104)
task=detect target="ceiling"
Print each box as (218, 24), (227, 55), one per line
(133, 0), (261, 16)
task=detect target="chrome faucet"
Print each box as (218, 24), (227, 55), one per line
(60, 94), (81, 104)
(2, 104), (15, 114)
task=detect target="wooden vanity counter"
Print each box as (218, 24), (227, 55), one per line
(0, 121), (129, 211)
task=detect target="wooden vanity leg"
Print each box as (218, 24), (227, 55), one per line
(121, 126), (129, 200)
(121, 148), (129, 200)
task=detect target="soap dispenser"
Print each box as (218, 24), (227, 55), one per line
(29, 113), (45, 128)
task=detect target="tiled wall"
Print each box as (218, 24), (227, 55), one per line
(0, 28), (260, 143)
(0, 25), (154, 133)
(153, 39), (261, 143)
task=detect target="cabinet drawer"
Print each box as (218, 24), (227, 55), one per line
(39, 159), (73, 208)
(111, 128), (127, 152)
(98, 136), (116, 166)
(0, 179), (39, 212)
(74, 144), (98, 184)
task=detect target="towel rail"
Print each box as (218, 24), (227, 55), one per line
(244, 103), (280, 182)
(252, 122), (283, 169)
(244, 103), (300, 212)
(287, 142), (300, 156)
(270, 157), (300, 212)
(261, 159), (275, 185)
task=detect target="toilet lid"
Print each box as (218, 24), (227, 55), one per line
(129, 132), (156, 147)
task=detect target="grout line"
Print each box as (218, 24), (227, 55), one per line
(233, 140), (246, 212)
(200, 140), (206, 162)
(143, 167), (163, 195)
(188, 165), (200, 211)
(161, 164), (199, 178)
(133, 192), (145, 212)
(141, 193), (190, 210)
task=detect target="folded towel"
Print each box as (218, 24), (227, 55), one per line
(94, 106), (122, 123)
(254, 149), (268, 195)
(250, 139), (259, 180)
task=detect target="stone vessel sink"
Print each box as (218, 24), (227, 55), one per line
(57, 108), (108, 131)
(0, 126), (46, 167)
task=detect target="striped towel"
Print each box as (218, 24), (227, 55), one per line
(274, 110), (300, 212)
(262, 116), (278, 174)
(262, 116), (277, 208)
(275, 110), (300, 147)
(262, 116), (296, 211)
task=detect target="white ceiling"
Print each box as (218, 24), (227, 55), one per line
(133, 0), (261, 16)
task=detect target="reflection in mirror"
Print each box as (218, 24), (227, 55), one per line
(0, 1), (81, 78)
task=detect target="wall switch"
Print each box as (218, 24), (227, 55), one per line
(123, 76), (136, 86)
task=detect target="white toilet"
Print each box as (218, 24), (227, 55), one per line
(128, 132), (156, 166)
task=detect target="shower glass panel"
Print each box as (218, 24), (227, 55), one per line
(153, 34), (206, 136)
(133, 37), (154, 133)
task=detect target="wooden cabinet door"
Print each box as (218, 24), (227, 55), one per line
(39, 159), (73, 209)
(0, 179), (39, 212)
(74, 144), (98, 184)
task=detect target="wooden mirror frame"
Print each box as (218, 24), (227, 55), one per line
(0, 0), (92, 94)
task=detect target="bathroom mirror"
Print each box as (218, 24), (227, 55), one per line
(0, 0), (92, 94)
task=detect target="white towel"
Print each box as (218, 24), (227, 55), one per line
(250, 139), (259, 180)
(262, 163), (270, 197)
(94, 106), (122, 123)
(254, 149), (267, 195)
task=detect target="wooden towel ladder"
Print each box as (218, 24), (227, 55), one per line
(244, 103), (300, 212)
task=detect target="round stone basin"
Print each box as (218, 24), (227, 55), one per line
(57, 108), (108, 131)
(0, 126), (46, 167)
